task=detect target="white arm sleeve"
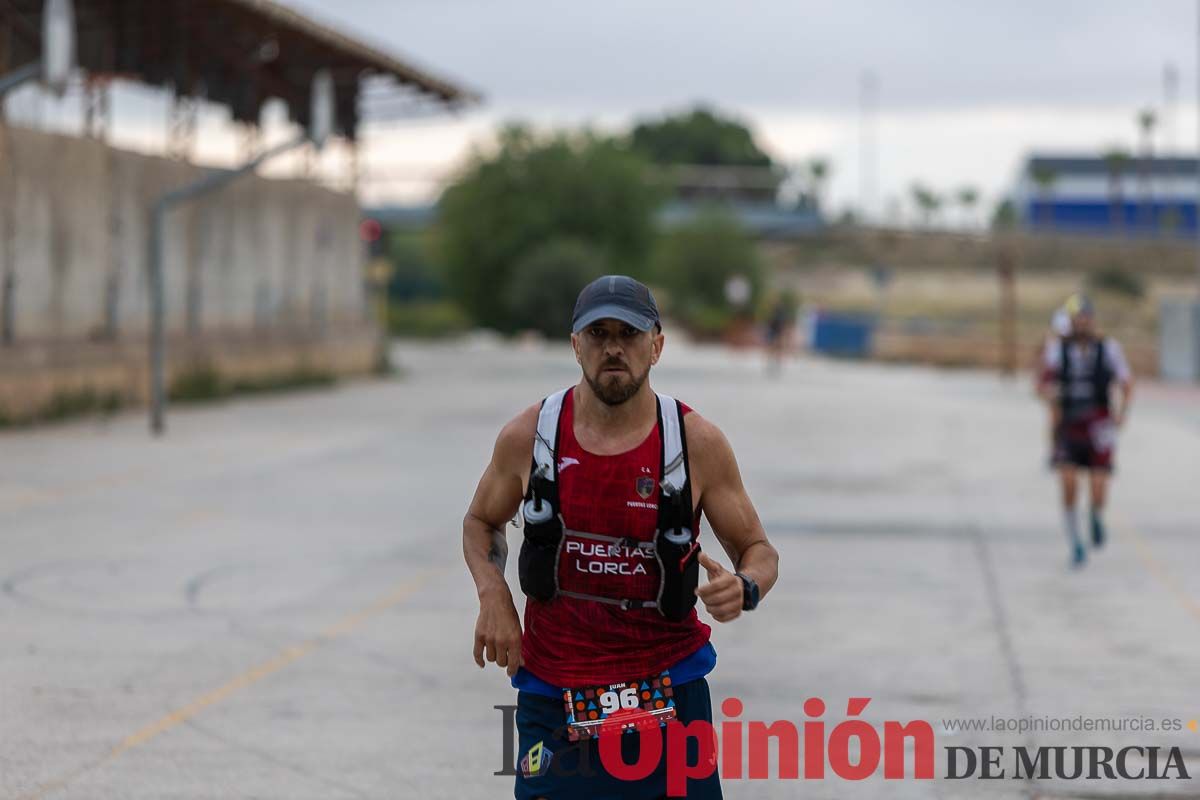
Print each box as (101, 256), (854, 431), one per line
(1104, 338), (1132, 383)
(1042, 338), (1062, 372)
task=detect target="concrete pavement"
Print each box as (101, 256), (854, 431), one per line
(2, 338), (1199, 798)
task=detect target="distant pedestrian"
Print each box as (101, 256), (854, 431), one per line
(1037, 294), (1134, 568)
(764, 293), (796, 376)
(1036, 305), (1073, 465)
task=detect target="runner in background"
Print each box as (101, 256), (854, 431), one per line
(1037, 304), (1073, 465)
(764, 292), (797, 376)
(1038, 295), (1134, 568)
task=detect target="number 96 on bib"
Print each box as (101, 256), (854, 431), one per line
(561, 671), (677, 741)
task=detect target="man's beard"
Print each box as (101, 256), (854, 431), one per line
(585, 362), (649, 406)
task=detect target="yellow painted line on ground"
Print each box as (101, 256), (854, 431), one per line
(20, 568), (444, 800)
(1115, 513), (1200, 623)
(0, 469), (151, 515)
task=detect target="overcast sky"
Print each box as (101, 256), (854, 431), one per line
(295, 0), (1199, 218)
(12, 0), (1196, 219)
(318, 0), (1193, 113)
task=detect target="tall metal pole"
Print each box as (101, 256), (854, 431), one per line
(1196, 0), (1200, 296)
(146, 66), (333, 435)
(148, 203), (166, 433)
(147, 134), (308, 435)
(998, 246), (1017, 377)
(1164, 62), (1179, 158)
(859, 70), (878, 224)
(0, 19), (13, 347)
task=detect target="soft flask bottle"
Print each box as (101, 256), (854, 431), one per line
(517, 487), (563, 602)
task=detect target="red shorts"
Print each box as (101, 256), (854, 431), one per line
(1054, 414), (1116, 471)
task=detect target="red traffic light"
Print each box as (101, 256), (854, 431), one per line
(359, 218), (383, 243)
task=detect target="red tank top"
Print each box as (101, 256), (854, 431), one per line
(521, 388), (712, 687)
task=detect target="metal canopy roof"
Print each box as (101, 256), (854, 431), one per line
(1, 0), (480, 139)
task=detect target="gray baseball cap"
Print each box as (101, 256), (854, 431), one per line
(1065, 293), (1094, 317)
(571, 275), (661, 333)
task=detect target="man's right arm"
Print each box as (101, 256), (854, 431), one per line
(1037, 338), (1060, 399)
(463, 405), (538, 677)
(1037, 339), (1063, 427)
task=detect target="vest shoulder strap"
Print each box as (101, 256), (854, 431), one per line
(1095, 338), (1109, 374)
(533, 388), (569, 483)
(656, 393), (688, 493)
(532, 388), (689, 491)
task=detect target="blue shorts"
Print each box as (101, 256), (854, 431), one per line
(514, 677), (723, 800)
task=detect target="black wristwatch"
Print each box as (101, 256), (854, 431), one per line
(737, 572), (760, 611)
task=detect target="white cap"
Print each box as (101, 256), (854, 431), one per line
(1051, 308), (1072, 337)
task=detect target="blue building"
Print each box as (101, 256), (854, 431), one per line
(1015, 154), (1199, 238)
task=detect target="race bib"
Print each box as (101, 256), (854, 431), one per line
(561, 671), (677, 742)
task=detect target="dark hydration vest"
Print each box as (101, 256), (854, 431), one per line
(1059, 336), (1112, 419)
(516, 388), (701, 622)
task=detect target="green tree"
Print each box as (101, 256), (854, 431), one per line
(1030, 165), (1057, 229)
(502, 238), (607, 338)
(653, 208), (763, 332)
(956, 185), (979, 229)
(385, 230), (441, 302)
(437, 126), (661, 331)
(910, 183), (942, 228)
(807, 158), (831, 214)
(630, 106), (774, 167)
(991, 199), (1017, 231)
(1136, 109), (1157, 231)
(629, 106), (781, 203)
(1103, 148), (1130, 231)
(1088, 265), (1145, 299)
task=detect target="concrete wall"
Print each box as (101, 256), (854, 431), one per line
(1160, 300), (1200, 382)
(0, 126), (376, 419)
(0, 125), (367, 339)
(0, 328), (379, 419)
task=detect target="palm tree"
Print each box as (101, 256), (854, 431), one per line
(956, 186), (980, 230)
(807, 158), (830, 215)
(1102, 148), (1130, 234)
(927, 193), (943, 228)
(1137, 109), (1157, 232)
(1030, 165), (1058, 232)
(910, 183), (941, 228)
(991, 199), (1017, 231)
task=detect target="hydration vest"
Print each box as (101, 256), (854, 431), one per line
(1059, 337), (1112, 419)
(516, 388), (701, 621)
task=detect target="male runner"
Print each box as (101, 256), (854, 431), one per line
(1038, 294), (1133, 568)
(1036, 305), (1073, 464)
(463, 275), (779, 798)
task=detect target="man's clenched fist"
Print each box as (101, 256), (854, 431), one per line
(695, 552), (743, 623)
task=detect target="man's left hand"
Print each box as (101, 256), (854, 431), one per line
(696, 552), (743, 623)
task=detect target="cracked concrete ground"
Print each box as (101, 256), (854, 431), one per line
(2, 338), (1198, 799)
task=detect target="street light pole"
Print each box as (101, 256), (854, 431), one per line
(147, 69), (334, 435)
(147, 133), (310, 434)
(859, 70), (878, 224)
